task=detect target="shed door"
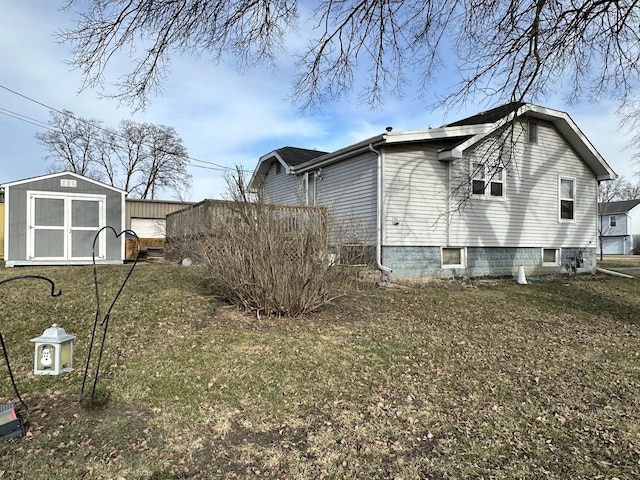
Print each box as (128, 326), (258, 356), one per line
(28, 193), (105, 260)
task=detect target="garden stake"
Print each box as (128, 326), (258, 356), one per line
(81, 227), (139, 406)
(0, 275), (62, 409)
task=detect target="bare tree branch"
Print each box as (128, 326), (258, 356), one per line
(36, 110), (191, 198)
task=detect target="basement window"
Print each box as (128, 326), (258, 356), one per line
(442, 247), (466, 268)
(542, 248), (560, 266)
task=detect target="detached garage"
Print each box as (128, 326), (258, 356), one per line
(124, 198), (194, 260)
(2, 172), (125, 267)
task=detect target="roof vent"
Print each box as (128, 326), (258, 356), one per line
(385, 126), (393, 132)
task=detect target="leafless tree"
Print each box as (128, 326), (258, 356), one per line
(60, 0), (640, 119)
(618, 180), (640, 201)
(136, 124), (190, 199)
(36, 110), (191, 198)
(35, 110), (106, 179)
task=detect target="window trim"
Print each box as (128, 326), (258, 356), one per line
(305, 171), (317, 206)
(441, 247), (467, 268)
(471, 161), (505, 200)
(559, 176), (576, 222)
(542, 248), (560, 266)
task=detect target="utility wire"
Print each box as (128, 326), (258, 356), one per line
(0, 83), (250, 174)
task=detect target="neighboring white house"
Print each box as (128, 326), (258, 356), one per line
(598, 199), (640, 255)
(249, 103), (617, 279)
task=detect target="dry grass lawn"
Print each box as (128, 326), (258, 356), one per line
(0, 264), (639, 479)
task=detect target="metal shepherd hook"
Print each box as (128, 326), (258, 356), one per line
(81, 226), (139, 406)
(0, 275), (62, 409)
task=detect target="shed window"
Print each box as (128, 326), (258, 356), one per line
(609, 216), (617, 227)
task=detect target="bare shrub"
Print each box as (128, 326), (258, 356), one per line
(633, 236), (640, 255)
(167, 199), (359, 317)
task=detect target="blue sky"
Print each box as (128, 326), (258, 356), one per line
(1, 1), (637, 201)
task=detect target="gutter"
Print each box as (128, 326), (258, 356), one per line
(368, 143), (393, 281)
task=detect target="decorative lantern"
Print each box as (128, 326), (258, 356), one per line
(30, 324), (75, 375)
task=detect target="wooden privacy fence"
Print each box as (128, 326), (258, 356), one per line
(165, 200), (328, 261)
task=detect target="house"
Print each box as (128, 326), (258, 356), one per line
(598, 199), (640, 255)
(2, 172), (126, 267)
(249, 103), (617, 279)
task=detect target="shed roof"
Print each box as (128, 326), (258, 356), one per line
(1, 171), (127, 193)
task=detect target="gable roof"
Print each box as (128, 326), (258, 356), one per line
(443, 102), (526, 127)
(276, 146), (328, 166)
(599, 199), (640, 214)
(250, 103), (617, 188)
(250, 146), (328, 182)
(1, 171), (127, 194)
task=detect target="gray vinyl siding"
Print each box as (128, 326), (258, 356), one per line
(315, 153), (378, 244)
(383, 143), (449, 246)
(261, 162), (302, 205)
(448, 121), (598, 248)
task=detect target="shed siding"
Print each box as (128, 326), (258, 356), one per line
(382, 144), (449, 246)
(261, 162), (301, 205)
(0, 204), (4, 260)
(448, 121), (598, 248)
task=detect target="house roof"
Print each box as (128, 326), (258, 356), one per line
(250, 146), (328, 182)
(276, 146), (328, 166)
(599, 199), (640, 214)
(249, 103), (617, 187)
(443, 102), (526, 127)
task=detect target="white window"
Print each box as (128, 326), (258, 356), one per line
(609, 216), (617, 227)
(542, 248), (560, 266)
(472, 161), (505, 198)
(559, 177), (575, 221)
(528, 121), (538, 143)
(442, 247), (466, 268)
(306, 171), (317, 206)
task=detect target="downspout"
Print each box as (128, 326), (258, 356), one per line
(626, 213), (632, 255)
(369, 143), (393, 284)
(446, 160), (451, 247)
